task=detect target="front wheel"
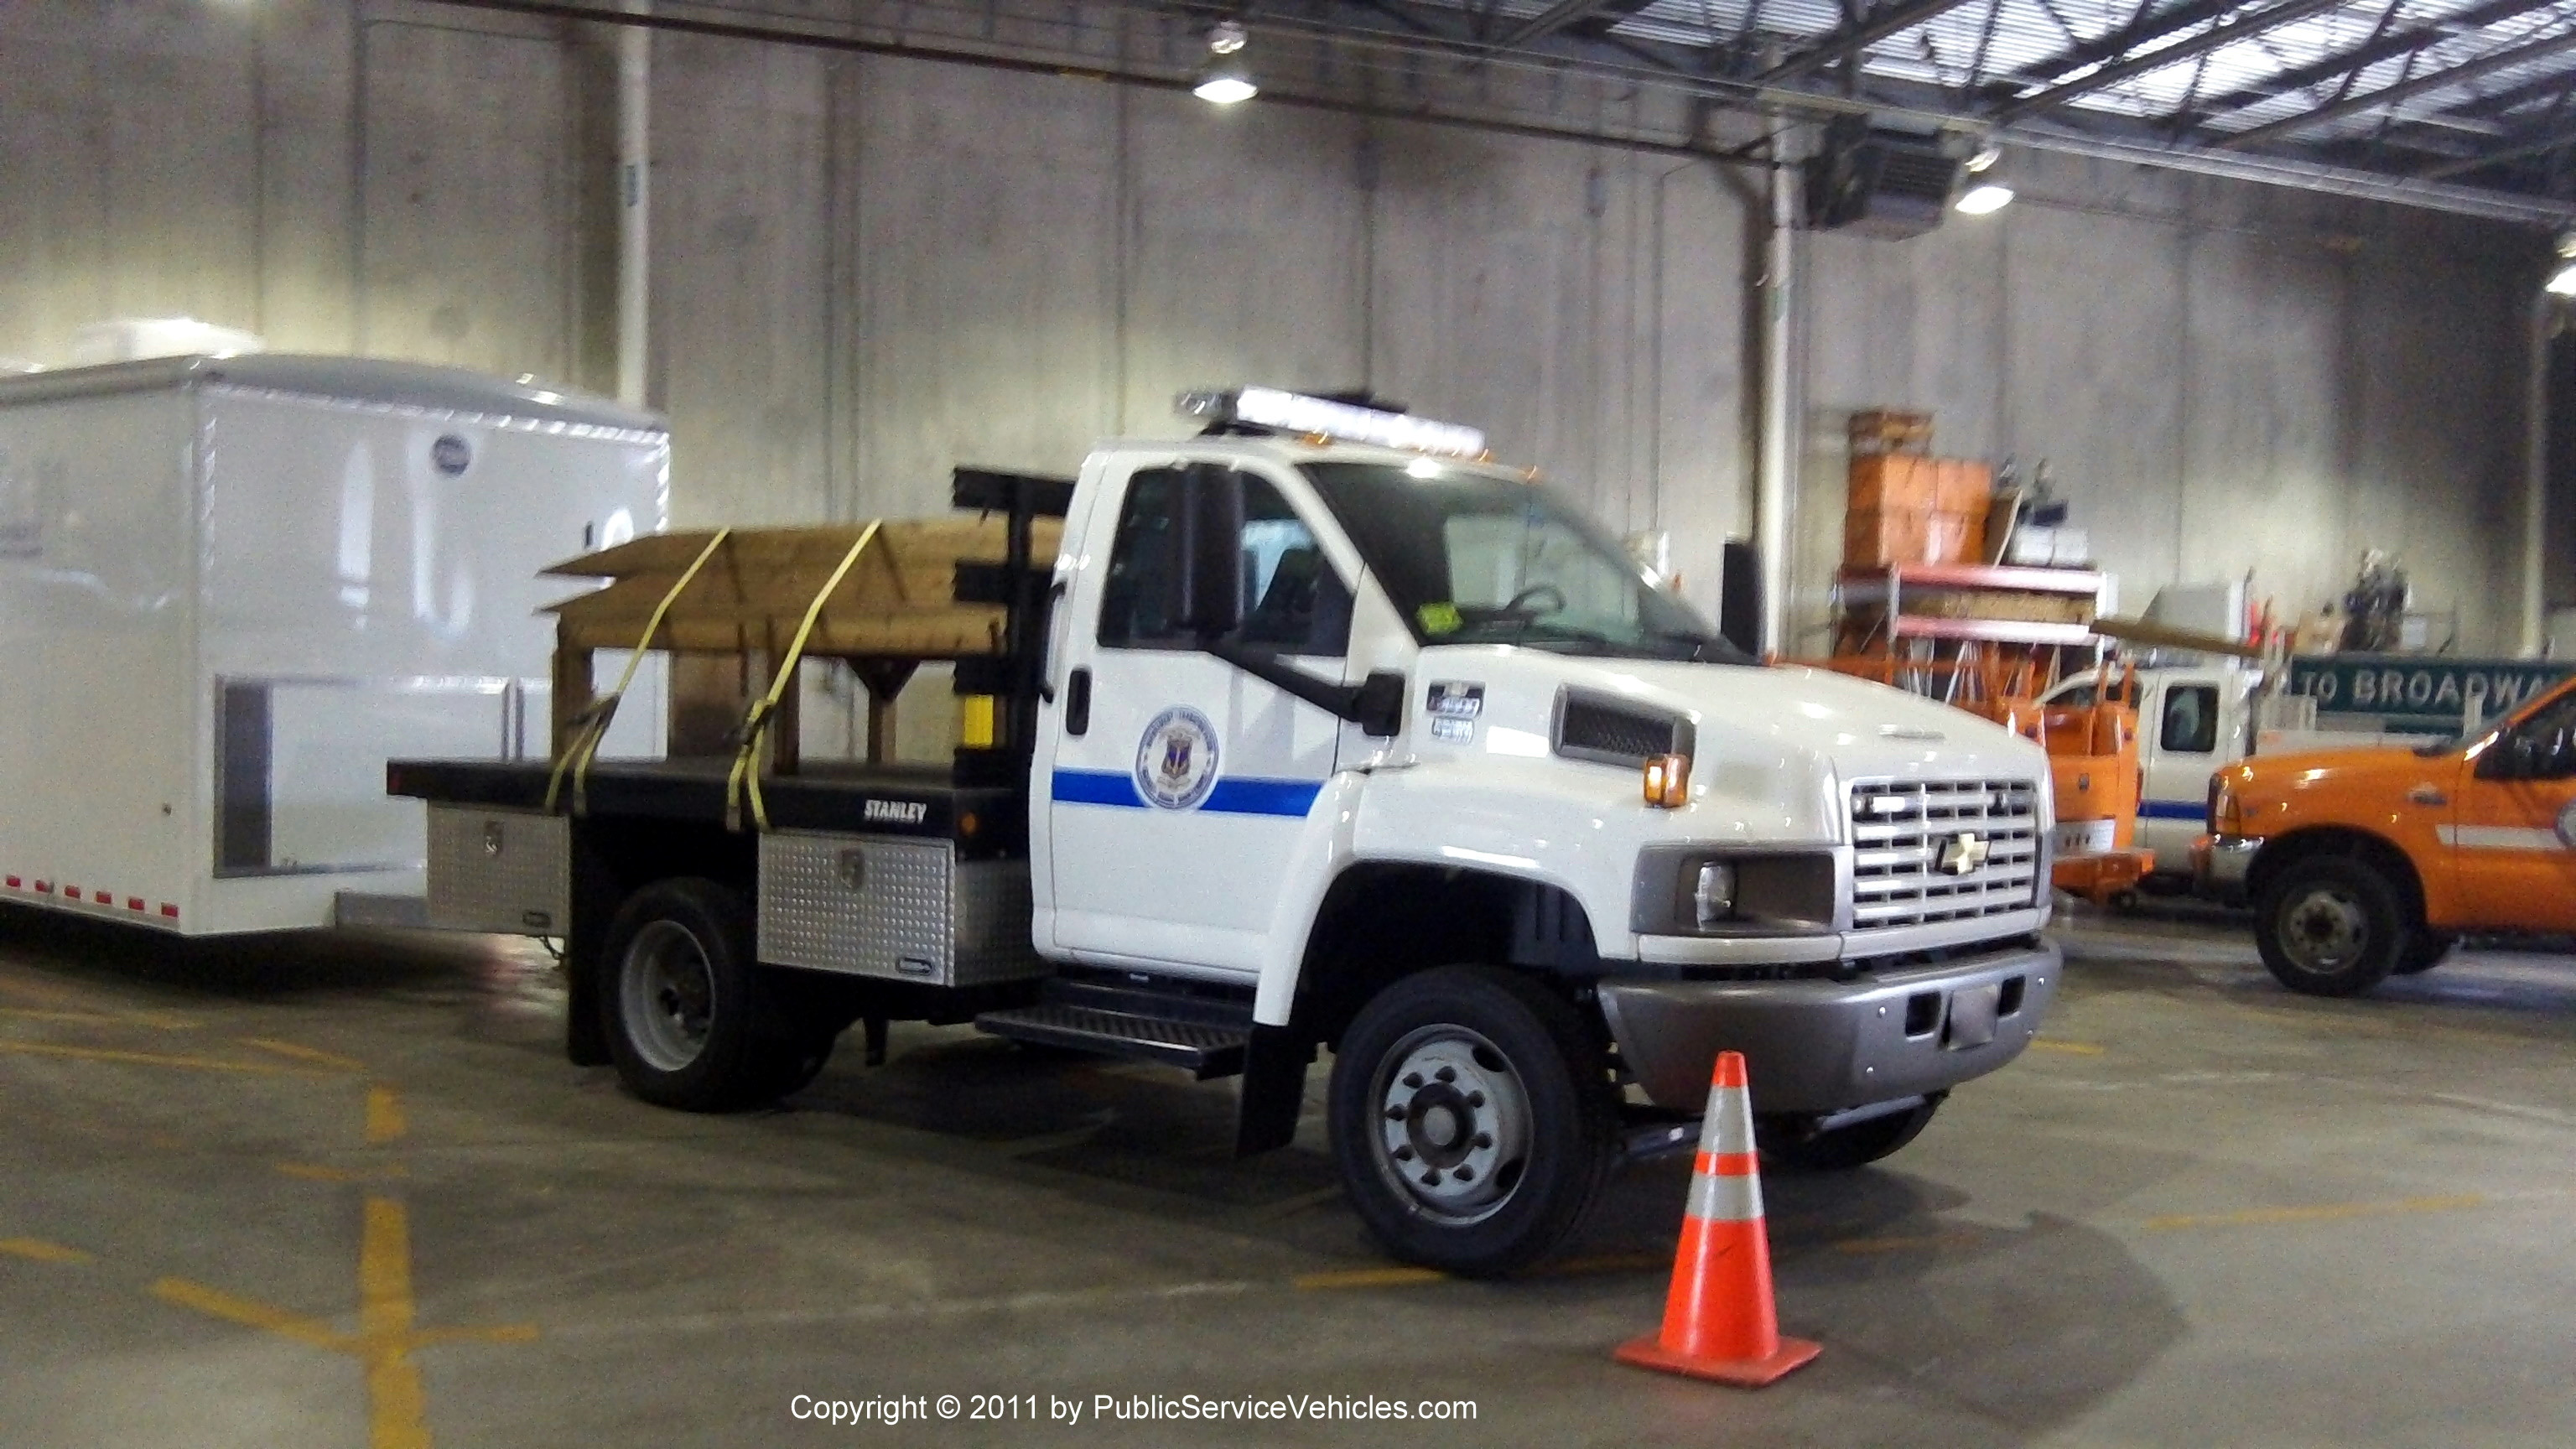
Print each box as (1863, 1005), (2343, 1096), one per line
(1327, 967), (1615, 1277)
(2254, 854), (2408, 998)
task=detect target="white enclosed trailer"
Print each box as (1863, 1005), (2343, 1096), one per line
(0, 354), (666, 935)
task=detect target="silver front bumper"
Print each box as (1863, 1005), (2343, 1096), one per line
(1596, 939), (2061, 1115)
(2194, 834), (2261, 901)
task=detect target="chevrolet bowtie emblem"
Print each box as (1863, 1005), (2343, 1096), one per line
(1936, 832), (1990, 875)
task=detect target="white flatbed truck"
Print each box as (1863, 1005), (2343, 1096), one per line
(392, 389), (2064, 1274)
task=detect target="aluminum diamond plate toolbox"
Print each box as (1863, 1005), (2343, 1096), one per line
(757, 830), (1042, 986)
(425, 806), (569, 934)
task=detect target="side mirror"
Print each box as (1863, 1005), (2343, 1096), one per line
(1171, 464), (1244, 641)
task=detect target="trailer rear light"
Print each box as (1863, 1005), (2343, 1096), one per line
(127, 897), (145, 911)
(160, 904), (180, 919)
(4, 876), (18, 889)
(1644, 753), (1691, 808)
(34, 881), (50, 894)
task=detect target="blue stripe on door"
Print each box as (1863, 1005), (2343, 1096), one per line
(1202, 778), (1324, 817)
(1050, 769), (1322, 818)
(2138, 800), (2207, 821)
(1051, 770), (1145, 807)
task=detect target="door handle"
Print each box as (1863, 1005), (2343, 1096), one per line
(1039, 579), (1069, 703)
(2407, 785), (2448, 808)
(1065, 668), (1092, 736)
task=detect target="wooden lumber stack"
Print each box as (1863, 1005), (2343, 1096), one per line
(542, 518), (1062, 765)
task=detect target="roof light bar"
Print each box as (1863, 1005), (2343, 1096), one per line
(1177, 387), (1487, 459)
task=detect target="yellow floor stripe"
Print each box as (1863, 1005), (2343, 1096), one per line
(2143, 1192), (2487, 1232)
(277, 1162), (408, 1185)
(1293, 1265), (1447, 1290)
(0, 1041), (311, 1076)
(409, 1323), (543, 1348)
(361, 1197), (432, 1449)
(153, 1277), (349, 1353)
(240, 1038), (368, 1072)
(365, 1085), (407, 1145)
(1831, 1229), (1989, 1255)
(0, 1236), (92, 1264)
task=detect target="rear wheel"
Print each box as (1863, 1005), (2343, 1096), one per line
(1327, 967), (1615, 1278)
(600, 878), (832, 1110)
(1758, 1098), (1942, 1172)
(2255, 854), (2407, 998)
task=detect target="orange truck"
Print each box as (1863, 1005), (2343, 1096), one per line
(2195, 677), (2576, 996)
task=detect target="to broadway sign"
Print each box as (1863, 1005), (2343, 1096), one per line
(2286, 655), (2573, 735)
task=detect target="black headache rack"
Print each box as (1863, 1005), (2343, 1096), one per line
(387, 465), (1073, 836)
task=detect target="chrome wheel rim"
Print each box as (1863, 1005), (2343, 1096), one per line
(1370, 1026), (1532, 1225)
(2282, 886), (2369, 974)
(621, 921), (715, 1072)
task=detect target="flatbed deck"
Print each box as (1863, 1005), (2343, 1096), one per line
(387, 756), (1029, 855)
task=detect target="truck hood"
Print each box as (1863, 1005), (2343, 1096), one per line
(1414, 647), (2050, 841)
(2225, 743), (2453, 823)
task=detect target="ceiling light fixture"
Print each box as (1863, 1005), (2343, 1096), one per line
(2548, 231), (2576, 298)
(1955, 142), (2013, 216)
(1195, 21), (1257, 105)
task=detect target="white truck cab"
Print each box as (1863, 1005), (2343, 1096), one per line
(2040, 662), (2253, 873)
(397, 388), (2063, 1275)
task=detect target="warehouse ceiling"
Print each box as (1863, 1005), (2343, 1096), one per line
(435, 0), (2576, 222)
(1361, 0), (2576, 185)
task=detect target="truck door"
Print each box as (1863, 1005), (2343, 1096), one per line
(1039, 461), (1353, 974)
(2142, 679), (2222, 861)
(2451, 688), (2576, 932)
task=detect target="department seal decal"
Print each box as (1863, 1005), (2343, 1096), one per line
(1135, 706), (1222, 811)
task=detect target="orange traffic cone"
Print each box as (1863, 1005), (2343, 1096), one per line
(1613, 1050), (1820, 1387)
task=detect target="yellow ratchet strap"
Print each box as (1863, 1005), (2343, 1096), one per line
(725, 521), (882, 833)
(544, 527), (733, 816)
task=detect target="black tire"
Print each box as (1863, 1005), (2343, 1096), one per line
(1758, 1098), (1941, 1172)
(600, 878), (822, 1111)
(2254, 854), (2408, 998)
(2394, 930), (2456, 976)
(1327, 966), (1616, 1278)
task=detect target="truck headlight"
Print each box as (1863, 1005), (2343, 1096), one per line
(1692, 861), (1737, 926)
(1632, 848), (1836, 936)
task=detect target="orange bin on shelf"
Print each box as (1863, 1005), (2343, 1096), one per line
(1844, 456), (1992, 569)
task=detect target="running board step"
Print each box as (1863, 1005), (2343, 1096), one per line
(975, 1004), (1249, 1079)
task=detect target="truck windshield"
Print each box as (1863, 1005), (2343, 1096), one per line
(1301, 461), (1747, 663)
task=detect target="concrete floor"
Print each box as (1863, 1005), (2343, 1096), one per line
(2, 905), (2573, 1448)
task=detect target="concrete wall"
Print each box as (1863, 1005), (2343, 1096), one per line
(0, 0), (2545, 658)
(1800, 152), (2537, 653)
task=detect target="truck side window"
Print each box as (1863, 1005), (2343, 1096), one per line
(2162, 684), (2219, 755)
(2510, 694), (2576, 776)
(1096, 468), (1353, 656)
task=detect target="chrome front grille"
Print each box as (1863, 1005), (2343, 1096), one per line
(1847, 777), (2043, 931)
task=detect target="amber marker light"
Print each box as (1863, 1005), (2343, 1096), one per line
(1644, 753), (1691, 808)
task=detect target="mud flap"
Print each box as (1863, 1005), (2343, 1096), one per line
(1234, 1024), (1312, 1156)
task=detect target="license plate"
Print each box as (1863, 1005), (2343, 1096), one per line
(2052, 818), (2116, 858)
(1945, 983), (2002, 1049)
